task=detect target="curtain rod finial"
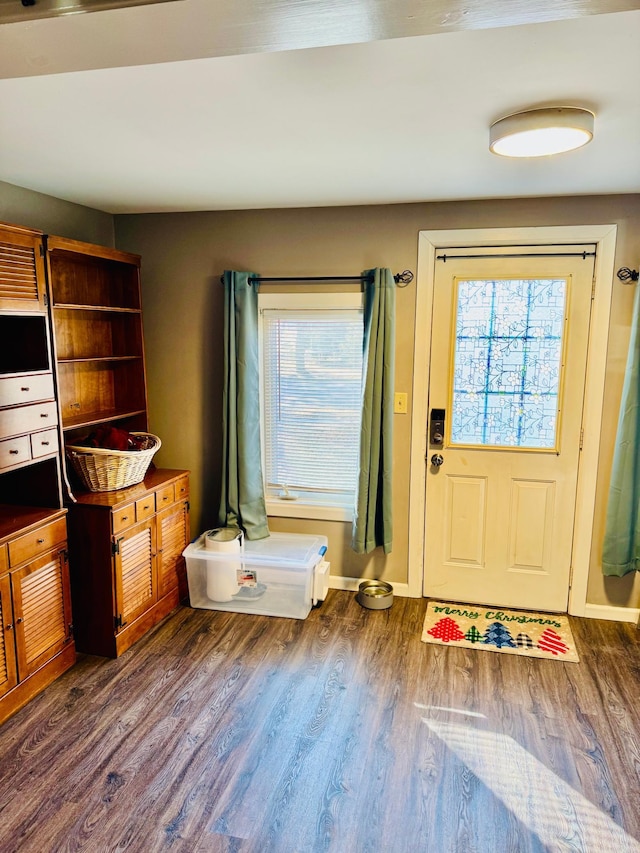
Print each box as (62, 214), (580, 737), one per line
(394, 270), (414, 287)
(617, 267), (639, 283)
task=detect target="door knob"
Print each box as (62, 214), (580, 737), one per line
(431, 453), (444, 467)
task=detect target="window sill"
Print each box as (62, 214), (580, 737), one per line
(266, 499), (353, 523)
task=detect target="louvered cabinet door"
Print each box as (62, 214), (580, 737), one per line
(0, 575), (18, 699)
(113, 519), (157, 631)
(11, 549), (73, 680)
(0, 226), (46, 312)
(156, 502), (189, 599)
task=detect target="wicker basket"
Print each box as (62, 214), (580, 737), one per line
(66, 432), (161, 492)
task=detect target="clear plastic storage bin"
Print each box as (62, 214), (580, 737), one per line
(183, 531), (329, 620)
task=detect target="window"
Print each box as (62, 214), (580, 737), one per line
(451, 277), (568, 449)
(259, 292), (364, 521)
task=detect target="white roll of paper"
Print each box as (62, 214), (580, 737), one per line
(205, 527), (244, 552)
(204, 528), (244, 601)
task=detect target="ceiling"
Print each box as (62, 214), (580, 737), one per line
(0, 0), (638, 214)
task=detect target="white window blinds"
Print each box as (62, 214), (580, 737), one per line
(261, 307), (363, 504)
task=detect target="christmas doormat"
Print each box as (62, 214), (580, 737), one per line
(421, 601), (579, 662)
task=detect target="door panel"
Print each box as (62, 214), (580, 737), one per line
(508, 479), (555, 570)
(424, 246), (595, 612)
(156, 502), (188, 599)
(0, 575), (18, 698)
(11, 549), (72, 679)
(444, 475), (487, 566)
(114, 519), (156, 629)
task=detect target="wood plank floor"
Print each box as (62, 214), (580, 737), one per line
(0, 591), (638, 853)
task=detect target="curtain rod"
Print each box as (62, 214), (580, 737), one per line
(437, 251), (596, 262)
(220, 270), (414, 287)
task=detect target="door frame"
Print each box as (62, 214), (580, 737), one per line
(407, 225), (617, 616)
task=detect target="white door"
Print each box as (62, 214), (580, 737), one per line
(423, 246), (595, 612)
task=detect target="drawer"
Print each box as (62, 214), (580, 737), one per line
(30, 428), (59, 459)
(0, 373), (54, 408)
(0, 543), (7, 574)
(174, 476), (189, 503)
(155, 485), (174, 509)
(135, 494), (156, 522)
(0, 434), (31, 470)
(112, 503), (136, 534)
(0, 401), (58, 441)
(8, 517), (67, 567)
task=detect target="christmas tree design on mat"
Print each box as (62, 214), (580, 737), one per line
(427, 617), (465, 643)
(516, 633), (534, 649)
(537, 628), (570, 656)
(484, 622), (517, 649)
(465, 625), (484, 644)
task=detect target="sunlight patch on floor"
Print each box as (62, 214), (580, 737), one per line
(414, 703), (487, 719)
(420, 716), (640, 852)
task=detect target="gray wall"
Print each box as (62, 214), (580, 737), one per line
(6, 177), (638, 611)
(115, 194), (640, 611)
(1, 179), (114, 246)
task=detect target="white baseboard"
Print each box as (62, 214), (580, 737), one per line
(328, 581), (639, 620)
(583, 603), (640, 624)
(329, 576), (415, 597)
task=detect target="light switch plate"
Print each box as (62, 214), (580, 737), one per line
(394, 392), (408, 414)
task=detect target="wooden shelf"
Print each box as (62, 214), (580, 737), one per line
(0, 505), (66, 544)
(58, 356), (143, 364)
(53, 304), (141, 314)
(0, 368), (52, 380)
(47, 235), (141, 267)
(62, 407), (147, 431)
(70, 468), (187, 507)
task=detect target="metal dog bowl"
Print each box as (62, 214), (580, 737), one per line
(356, 580), (394, 610)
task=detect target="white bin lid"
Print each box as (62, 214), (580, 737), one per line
(186, 531), (327, 570)
(243, 532), (327, 569)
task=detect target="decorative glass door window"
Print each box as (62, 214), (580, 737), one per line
(450, 277), (568, 449)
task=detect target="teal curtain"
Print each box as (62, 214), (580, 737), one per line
(218, 271), (269, 540)
(602, 283), (640, 576)
(352, 268), (395, 554)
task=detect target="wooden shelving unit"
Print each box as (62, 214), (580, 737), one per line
(0, 222), (75, 725)
(45, 236), (149, 454)
(45, 235), (190, 658)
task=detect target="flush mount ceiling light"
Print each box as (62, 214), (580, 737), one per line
(489, 107), (595, 158)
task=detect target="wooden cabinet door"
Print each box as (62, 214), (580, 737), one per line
(0, 575), (18, 699)
(113, 518), (156, 631)
(11, 549), (72, 680)
(156, 501), (189, 599)
(0, 226), (46, 313)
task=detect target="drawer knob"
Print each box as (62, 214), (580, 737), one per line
(37, 538), (45, 544)
(21, 386), (30, 392)
(143, 505), (150, 511)
(40, 413), (49, 418)
(5, 623), (13, 631)
(122, 515), (129, 521)
(41, 441), (50, 446)
(16, 618), (23, 624)
(9, 449), (19, 455)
